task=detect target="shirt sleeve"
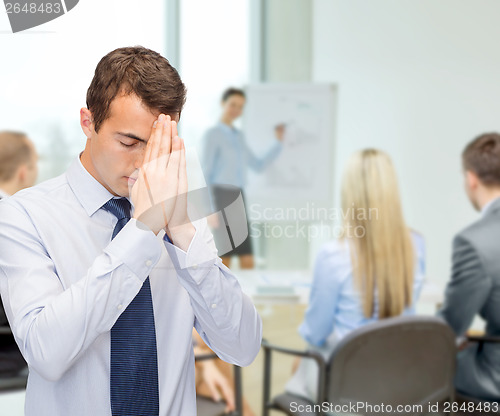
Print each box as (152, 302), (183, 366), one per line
(411, 232), (426, 308)
(298, 243), (343, 347)
(244, 135), (282, 173)
(0, 201), (163, 381)
(437, 234), (492, 336)
(163, 218), (262, 367)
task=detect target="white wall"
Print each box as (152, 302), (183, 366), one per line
(313, 0), (500, 288)
(179, 0), (250, 152)
(0, 0), (167, 181)
(263, 0), (312, 82)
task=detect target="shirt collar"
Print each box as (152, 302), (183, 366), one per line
(218, 121), (237, 134)
(0, 188), (10, 199)
(66, 154), (125, 217)
(481, 196), (500, 217)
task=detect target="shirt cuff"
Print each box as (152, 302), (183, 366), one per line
(104, 219), (162, 280)
(163, 220), (218, 284)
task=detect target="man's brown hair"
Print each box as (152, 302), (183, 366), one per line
(221, 87), (245, 102)
(86, 46), (187, 133)
(462, 132), (500, 187)
(0, 131), (33, 182)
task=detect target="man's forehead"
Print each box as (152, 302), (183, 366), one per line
(107, 94), (179, 123)
(108, 94), (153, 117)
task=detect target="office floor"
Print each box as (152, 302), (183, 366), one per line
(244, 303), (308, 416)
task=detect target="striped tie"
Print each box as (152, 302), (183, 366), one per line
(102, 198), (160, 416)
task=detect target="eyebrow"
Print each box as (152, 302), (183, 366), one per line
(115, 132), (147, 143)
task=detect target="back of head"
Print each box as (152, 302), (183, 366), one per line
(0, 131), (34, 184)
(341, 149), (414, 319)
(86, 46), (187, 133)
(462, 132), (500, 187)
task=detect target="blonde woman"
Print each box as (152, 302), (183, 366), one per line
(285, 149), (425, 401)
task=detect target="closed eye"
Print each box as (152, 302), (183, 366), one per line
(120, 141), (137, 148)
(115, 132), (146, 148)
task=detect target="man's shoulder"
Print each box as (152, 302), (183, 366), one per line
(203, 125), (224, 140)
(453, 212), (500, 265)
(456, 213), (500, 242)
(5, 172), (70, 212)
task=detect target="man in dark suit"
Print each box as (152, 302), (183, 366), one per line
(439, 132), (500, 401)
(0, 130), (38, 375)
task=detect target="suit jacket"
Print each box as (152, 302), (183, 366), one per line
(0, 194), (27, 375)
(0, 194), (8, 327)
(439, 197), (500, 400)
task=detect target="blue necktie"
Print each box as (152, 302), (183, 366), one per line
(102, 198), (160, 416)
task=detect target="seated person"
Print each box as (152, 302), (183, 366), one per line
(193, 329), (256, 416)
(285, 148), (425, 401)
(438, 132), (500, 401)
(0, 130), (38, 377)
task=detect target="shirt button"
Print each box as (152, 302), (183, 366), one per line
(211, 303), (217, 309)
(146, 260), (152, 267)
(118, 304), (123, 309)
(192, 264), (198, 270)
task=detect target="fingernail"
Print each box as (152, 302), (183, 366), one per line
(153, 121), (158, 128)
(158, 114), (165, 122)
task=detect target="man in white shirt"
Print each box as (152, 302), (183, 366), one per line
(0, 46), (262, 415)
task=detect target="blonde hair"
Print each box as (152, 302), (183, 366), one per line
(341, 149), (415, 319)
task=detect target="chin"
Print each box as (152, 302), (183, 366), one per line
(119, 187), (130, 197)
(108, 183), (127, 198)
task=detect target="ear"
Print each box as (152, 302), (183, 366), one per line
(465, 170), (479, 190)
(80, 108), (95, 139)
(16, 164), (27, 185)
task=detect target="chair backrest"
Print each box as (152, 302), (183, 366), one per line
(196, 396), (227, 416)
(326, 316), (456, 416)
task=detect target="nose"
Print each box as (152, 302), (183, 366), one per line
(133, 147), (146, 170)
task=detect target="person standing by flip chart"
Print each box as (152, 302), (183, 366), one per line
(201, 88), (284, 269)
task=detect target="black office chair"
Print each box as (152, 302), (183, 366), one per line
(262, 316), (457, 416)
(195, 352), (243, 416)
(465, 333), (500, 353)
(453, 334), (500, 415)
(0, 326), (28, 392)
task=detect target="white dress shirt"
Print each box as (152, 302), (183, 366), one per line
(0, 156), (262, 416)
(481, 196), (500, 217)
(0, 188), (9, 199)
